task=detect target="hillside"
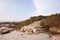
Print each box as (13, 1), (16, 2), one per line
(40, 13), (60, 34)
(0, 13), (60, 35)
(12, 15), (45, 30)
(0, 15), (46, 30)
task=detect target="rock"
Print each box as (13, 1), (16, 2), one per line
(20, 26), (27, 32)
(20, 21), (44, 35)
(0, 27), (15, 35)
(49, 27), (57, 32)
(20, 26), (44, 35)
(49, 27), (60, 33)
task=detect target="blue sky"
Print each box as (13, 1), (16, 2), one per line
(0, 0), (60, 22)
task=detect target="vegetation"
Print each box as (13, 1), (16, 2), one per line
(0, 13), (60, 34)
(40, 13), (60, 34)
(0, 15), (46, 30)
(16, 15), (46, 30)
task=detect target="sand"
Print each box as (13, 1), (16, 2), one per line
(0, 30), (60, 40)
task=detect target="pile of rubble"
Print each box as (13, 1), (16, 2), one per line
(20, 21), (45, 35)
(20, 26), (44, 35)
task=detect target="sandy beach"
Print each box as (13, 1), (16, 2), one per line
(0, 30), (60, 40)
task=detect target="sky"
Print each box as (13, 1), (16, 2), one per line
(0, 0), (60, 22)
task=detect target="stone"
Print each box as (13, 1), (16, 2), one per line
(0, 27), (15, 35)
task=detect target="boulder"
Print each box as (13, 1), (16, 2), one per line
(20, 26), (44, 35)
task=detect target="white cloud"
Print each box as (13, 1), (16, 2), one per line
(0, 0), (60, 22)
(33, 0), (60, 16)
